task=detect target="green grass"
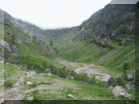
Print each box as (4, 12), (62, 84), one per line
(2, 61), (135, 101)
(55, 34), (135, 77)
(21, 71), (135, 101)
(2, 14), (136, 102)
(94, 74), (104, 77)
(4, 79), (16, 88)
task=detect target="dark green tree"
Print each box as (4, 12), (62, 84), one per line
(122, 62), (129, 80)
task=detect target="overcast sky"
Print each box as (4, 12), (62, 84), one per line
(1, 0), (113, 29)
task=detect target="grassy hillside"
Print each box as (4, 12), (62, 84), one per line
(0, 62), (136, 102)
(54, 32), (136, 76)
(0, 8), (138, 103)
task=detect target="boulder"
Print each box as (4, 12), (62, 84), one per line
(0, 61), (4, 63)
(70, 76), (74, 80)
(26, 96), (34, 101)
(106, 76), (117, 87)
(46, 68), (50, 73)
(127, 75), (134, 81)
(112, 86), (130, 99)
(27, 82), (32, 85)
(109, 85), (114, 89)
(67, 94), (78, 100)
(48, 73), (52, 76)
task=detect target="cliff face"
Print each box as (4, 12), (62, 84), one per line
(73, 4), (135, 49)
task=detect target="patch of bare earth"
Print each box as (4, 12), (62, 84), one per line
(56, 58), (111, 82)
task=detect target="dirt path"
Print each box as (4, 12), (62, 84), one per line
(56, 58), (111, 82)
(1, 71), (36, 100)
(0, 58), (111, 101)
(0, 68), (62, 101)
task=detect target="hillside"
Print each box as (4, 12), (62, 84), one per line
(56, 4), (138, 75)
(0, 3), (139, 104)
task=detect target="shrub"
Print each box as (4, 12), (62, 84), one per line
(74, 73), (88, 82)
(122, 63), (129, 80)
(116, 77), (127, 89)
(31, 89), (39, 95)
(112, 83), (117, 87)
(70, 70), (76, 76)
(28, 82), (37, 88)
(88, 77), (95, 84)
(4, 80), (14, 88)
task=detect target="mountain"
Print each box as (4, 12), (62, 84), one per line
(0, 3), (138, 102)
(74, 4), (136, 48)
(0, 9), (54, 64)
(55, 4), (138, 76)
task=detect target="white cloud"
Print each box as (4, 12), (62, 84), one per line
(0, 0), (111, 29)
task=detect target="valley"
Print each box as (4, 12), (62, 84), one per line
(0, 3), (139, 104)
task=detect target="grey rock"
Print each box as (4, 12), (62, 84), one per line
(112, 86), (130, 99)
(0, 41), (12, 53)
(127, 75), (134, 81)
(109, 85), (114, 89)
(72, 91), (76, 93)
(67, 94), (78, 100)
(70, 76), (74, 80)
(26, 96), (34, 101)
(27, 82), (32, 85)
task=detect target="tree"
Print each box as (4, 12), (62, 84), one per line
(122, 62), (129, 80)
(50, 39), (53, 46)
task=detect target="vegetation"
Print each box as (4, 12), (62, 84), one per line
(4, 79), (15, 88)
(1, 7), (137, 103)
(122, 63), (129, 80)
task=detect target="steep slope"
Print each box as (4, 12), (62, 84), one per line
(56, 4), (137, 76)
(0, 9), (63, 72)
(0, 6), (138, 103)
(74, 4), (135, 47)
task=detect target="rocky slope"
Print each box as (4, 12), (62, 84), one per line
(0, 9), (53, 63)
(73, 4), (136, 49)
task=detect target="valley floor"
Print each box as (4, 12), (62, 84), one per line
(0, 59), (136, 103)
(56, 58), (111, 82)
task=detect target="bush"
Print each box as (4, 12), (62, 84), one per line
(88, 77), (95, 84)
(112, 83), (117, 87)
(28, 82), (37, 88)
(116, 77), (127, 89)
(4, 80), (14, 88)
(32, 89), (39, 95)
(74, 73), (89, 82)
(122, 63), (129, 80)
(70, 70), (76, 76)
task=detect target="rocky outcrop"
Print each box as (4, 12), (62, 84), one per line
(35, 37), (51, 54)
(0, 40), (12, 53)
(74, 4), (135, 48)
(0, 37), (19, 62)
